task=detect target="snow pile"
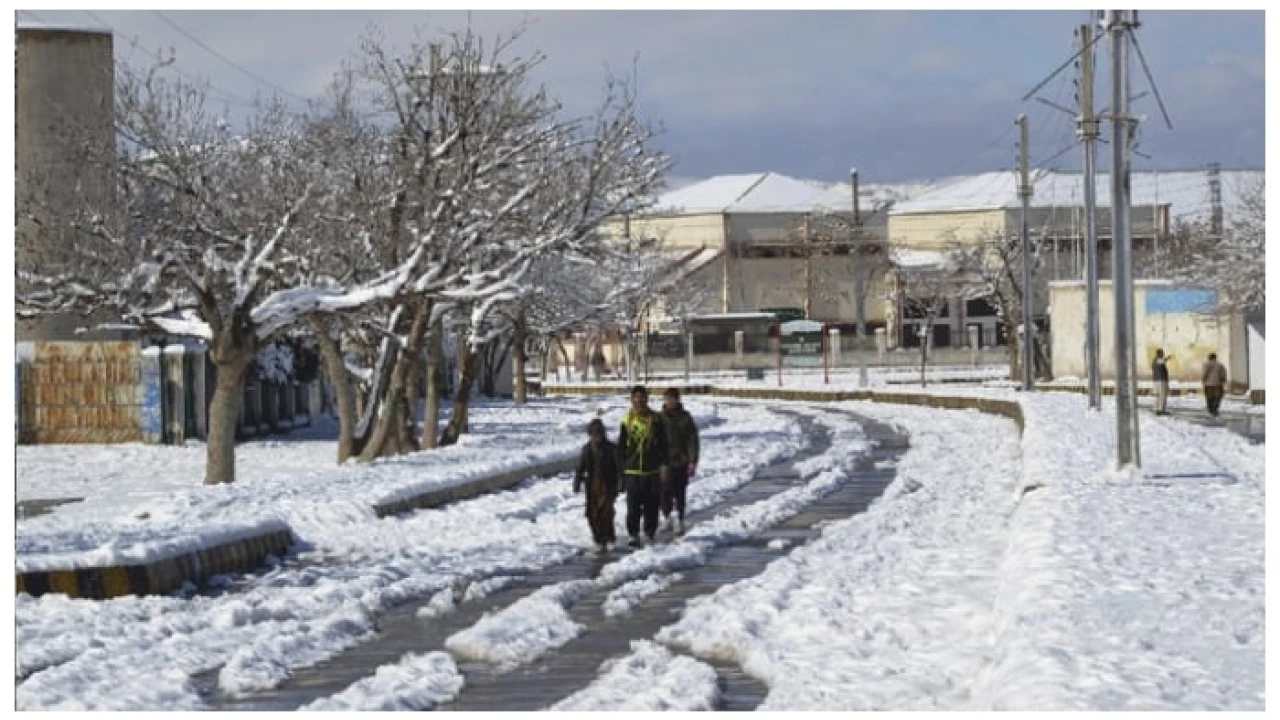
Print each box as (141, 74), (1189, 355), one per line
(550, 640), (720, 711)
(654, 402), (1021, 710)
(444, 580), (594, 670)
(301, 652), (464, 711)
(602, 573), (684, 618)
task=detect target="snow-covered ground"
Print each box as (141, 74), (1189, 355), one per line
(15, 398), (607, 571)
(14, 385), (1263, 710)
(14, 400), (802, 710)
(565, 393), (1264, 711)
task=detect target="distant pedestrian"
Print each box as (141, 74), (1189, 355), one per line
(618, 385), (670, 548)
(1151, 349), (1171, 415)
(591, 347), (607, 382)
(1202, 353), (1228, 417)
(574, 419), (620, 553)
(660, 388), (700, 535)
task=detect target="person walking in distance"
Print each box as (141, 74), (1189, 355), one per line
(574, 419), (621, 553)
(618, 385), (670, 548)
(660, 387), (699, 535)
(1202, 353), (1228, 417)
(1151, 348), (1171, 416)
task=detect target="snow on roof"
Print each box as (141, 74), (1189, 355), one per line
(891, 169), (1264, 224)
(16, 21), (112, 35)
(890, 248), (956, 270)
(649, 172), (942, 216)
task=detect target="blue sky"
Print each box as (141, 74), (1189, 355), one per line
(18, 8), (1265, 184)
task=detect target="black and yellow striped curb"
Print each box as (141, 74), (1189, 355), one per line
(17, 529), (294, 600)
(373, 459), (577, 517)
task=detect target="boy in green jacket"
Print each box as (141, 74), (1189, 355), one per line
(618, 385), (670, 547)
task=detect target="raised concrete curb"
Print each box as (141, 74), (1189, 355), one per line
(17, 458), (579, 600)
(542, 383), (1027, 433)
(373, 459), (577, 517)
(17, 529), (293, 600)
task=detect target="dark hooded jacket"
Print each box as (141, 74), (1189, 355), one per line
(663, 404), (700, 467)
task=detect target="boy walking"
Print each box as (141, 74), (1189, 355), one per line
(1151, 348), (1170, 415)
(618, 385), (670, 548)
(574, 419), (620, 553)
(660, 388), (700, 534)
(1202, 353), (1228, 417)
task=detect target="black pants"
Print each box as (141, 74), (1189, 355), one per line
(625, 473), (661, 539)
(661, 464), (689, 521)
(1205, 386), (1225, 416)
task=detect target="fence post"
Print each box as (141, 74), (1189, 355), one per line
(189, 347), (209, 440)
(140, 347), (163, 444)
(163, 345), (186, 444)
(875, 328), (887, 363)
(968, 326), (980, 367)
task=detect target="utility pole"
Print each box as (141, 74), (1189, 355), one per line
(1107, 9), (1141, 468)
(803, 213), (813, 319)
(1079, 23), (1103, 410)
(851, 167), (869, 388)
(1017, 113), (1035, 391)
(1208, 161), (1223, 237)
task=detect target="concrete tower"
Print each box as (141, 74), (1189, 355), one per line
(15, 24), (125, 340)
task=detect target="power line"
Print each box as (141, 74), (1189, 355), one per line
(152, 10), (313, 106)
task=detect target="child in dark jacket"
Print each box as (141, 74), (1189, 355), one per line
(574, 418), (621, 552)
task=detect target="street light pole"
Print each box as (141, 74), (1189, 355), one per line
(1107, 9), (1141, 468)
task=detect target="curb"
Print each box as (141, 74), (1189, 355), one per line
(17, 529), (293, 600)
(373, 459), (577, 517)
(17, 458), (579, 600)
(541, 384), (1026, 433)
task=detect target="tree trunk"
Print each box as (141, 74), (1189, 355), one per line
(360, 300), (431, 462)
(439, 338), (481, 446)
(205, 342), (255, 486)
(422, 316), (444, 449)
(919, 321), (929, 388)
(623, 333), (637, 385)
(311, 317), (362, 463)
(513, 324), (529, 405)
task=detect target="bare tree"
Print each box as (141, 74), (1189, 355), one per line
(947, 230), (1053, 382)
(1160, 176), (1264, 314)
(889, 250), (978, 387)
(16, 61), (394, 484)
(799, 210), (891, 345)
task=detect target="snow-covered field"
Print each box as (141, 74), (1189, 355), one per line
(14, 400), (803, 710)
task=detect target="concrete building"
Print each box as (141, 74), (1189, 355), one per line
(885, 168), (1263, 350)
(15, 23), (123, 341)
(600, 172), (931, 333)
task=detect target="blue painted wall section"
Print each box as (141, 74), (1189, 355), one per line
(1145, 288), (1218, 315)
(140, 351), (163, 444)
